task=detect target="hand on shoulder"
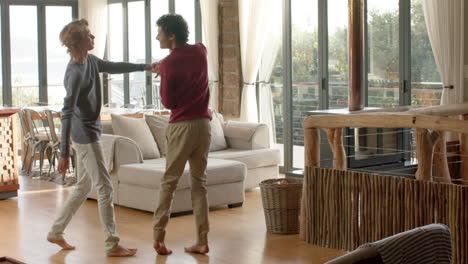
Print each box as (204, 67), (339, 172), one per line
(151, 62), (160, 74)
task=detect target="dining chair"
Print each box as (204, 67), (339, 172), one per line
(43, 110), (62, 175)
(18, 110), (32, 172)
(45, 110), (78, 176)
(23, 108), (51, 177)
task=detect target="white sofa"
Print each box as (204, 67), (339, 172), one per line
(88, 113), (281, 214)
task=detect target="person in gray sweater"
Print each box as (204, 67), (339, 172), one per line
(46, 19), (156, 257)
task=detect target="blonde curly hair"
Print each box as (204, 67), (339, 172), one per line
(59, 19), (89, 57)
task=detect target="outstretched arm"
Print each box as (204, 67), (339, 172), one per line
(94, 55), (151, 74)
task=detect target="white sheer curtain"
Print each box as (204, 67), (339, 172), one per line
(423, 0), (464, 105)
(79, 0), (108, 58)
(259, 41), (280, 145)
(200, 0), (219, 111)
(258, 0), (281, 145)
(239, 0), (273, 122)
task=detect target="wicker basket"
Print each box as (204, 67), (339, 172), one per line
(260, 178), (303, 234)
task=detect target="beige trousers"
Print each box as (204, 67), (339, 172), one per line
(153, 118), (211, 245)
(47, 141), (120, 253)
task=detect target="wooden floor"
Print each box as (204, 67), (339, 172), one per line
(0, 176), (345, 264)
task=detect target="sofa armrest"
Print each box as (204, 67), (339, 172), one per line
(223, 121), (270, 150)
(325, 247), (382, 264)
(101, 134), (143, 173)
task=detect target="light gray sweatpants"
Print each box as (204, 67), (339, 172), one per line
(47, 141), (120, 253)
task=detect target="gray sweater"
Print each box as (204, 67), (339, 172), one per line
(60, 54), (150, 157)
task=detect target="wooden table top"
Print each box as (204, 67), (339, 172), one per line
(0, 108), (21, 116)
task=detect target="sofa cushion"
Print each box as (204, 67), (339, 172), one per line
(210, 111), (228, 152)
(118, 158), (246, 190)
(145, 114), (170, 156)
(208, 148), (281, 169)
(111, 114), (161, 159)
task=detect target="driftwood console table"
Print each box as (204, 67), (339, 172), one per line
(300, 102), (468, 264)
(0, 108), (20, 199)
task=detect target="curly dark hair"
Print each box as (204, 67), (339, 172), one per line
(156, 14), (189, 45)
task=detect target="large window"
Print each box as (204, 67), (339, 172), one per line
(46, 6), (73, 106)
(271, 0), (442, 172)
(0, 1), (77, 107)
(106, 0), (201, 107)
(10, 5), (39, 107)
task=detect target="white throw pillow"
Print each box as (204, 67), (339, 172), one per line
(210, 112), (228, 151)
(111, 114), (160, 159)
(145, 115), (170, 156)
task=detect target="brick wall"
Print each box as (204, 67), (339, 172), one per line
(218, 0), (242, 118)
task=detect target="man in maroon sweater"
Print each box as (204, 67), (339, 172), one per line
(152, 14), (212, 255)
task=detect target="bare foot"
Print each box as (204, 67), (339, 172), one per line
(107, 246), (137, 257)
(153, 241), (172, 255)
(47, 238), (76, 250)
(184, 244), (209, 254)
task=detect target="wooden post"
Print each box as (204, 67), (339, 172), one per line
(300, 128), (320, 240)
(460, 114), (468, 185)
(415, 128), (439, 181)
(433, 131), (451, 183)
(325, 128), (347, 170)
(304, 128), (320, 168)
(348, 0), (365, 111)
